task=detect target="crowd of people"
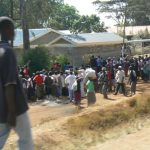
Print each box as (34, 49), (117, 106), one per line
(18, 54), (150, 107)
(1, 16), (150, 150)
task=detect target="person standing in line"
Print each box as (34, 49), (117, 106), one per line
(33, 71), (44, 100)
(128, 66), (137, 96)
(114, 66), (126, 96)
(98, 67), (108, 99)
(65, 71), (76, 102)
(73, 77), (82, 107)
(86, 78), (96, 106)
(0, 17), (33, 150)
(44, 72), (53, 99)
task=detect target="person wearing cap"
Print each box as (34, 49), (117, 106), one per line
(114, 66), (126, 96)
(128, 66), (137, 96)
(0, 17), (33, 149)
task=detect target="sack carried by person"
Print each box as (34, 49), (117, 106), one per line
(85, 68), (96, 79)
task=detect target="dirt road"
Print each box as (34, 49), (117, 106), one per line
(89, 125), (150, 150)
(29, 80), (150, 127)
(4, 81), (150, 150)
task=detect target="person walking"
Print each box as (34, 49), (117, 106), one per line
(0, 17), (33, 150)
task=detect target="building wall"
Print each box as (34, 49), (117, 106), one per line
(48, 44), (122, 67)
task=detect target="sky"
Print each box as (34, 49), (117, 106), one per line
(64, 0), (116, 27)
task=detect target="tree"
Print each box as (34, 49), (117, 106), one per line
(71, 15), (107, 33)
(0, 0), (20, 20)
(22, 47), (50, 73)
(0, 0), (64, 28)
(0, 0), (106, 33)
(25, 0), (64, 28)
(20, 0), (30, 50)
(93, 0), (150, 26)
(47, 4), (80, 30)
(128, 0), (150, 25)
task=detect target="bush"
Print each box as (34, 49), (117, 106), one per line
(49, 54), (69, 71)
(22, 46), (50, 73)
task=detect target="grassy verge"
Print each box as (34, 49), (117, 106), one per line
(66, 94), (150, 144)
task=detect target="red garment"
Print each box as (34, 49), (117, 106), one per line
(33, 75), (43, 85)
(74, 91), (81, 102)
(23, 68), (29, 76)
(107, 70), (112, 80)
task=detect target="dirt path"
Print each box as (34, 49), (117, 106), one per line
(3, 81), (150, 150)
(89, 125), (150, 150)
(28, 80), (150, 127)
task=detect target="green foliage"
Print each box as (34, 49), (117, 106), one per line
(22, 47), (50, 73)
(49, 54), (69, 71)
(47, 4), (80, 30)
(93, 0), (150, 26)
(26, 0), (64, 28)
(0, 0), (64, 28)
(71, 15), (107, 33)
(0, 0), (106, 33)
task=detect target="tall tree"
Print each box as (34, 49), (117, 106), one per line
(93, 0), (150, 26)
(20, 0), (30, 50)
(128, 0), (150, 25)
(0, 0), (106, 33)
(47, 4), (80, 29)
(71, 15), (107, 33)
(25, 0), (64, 28)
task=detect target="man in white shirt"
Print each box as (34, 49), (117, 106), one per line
(65, 72), (76, 102)
(114, 66), (126, 96)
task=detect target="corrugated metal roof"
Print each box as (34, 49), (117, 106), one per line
(14, 28), (50, 46)
(58, 30), (71, 35)
(14, 29), (124, 47)
(63, 32), (124, 45)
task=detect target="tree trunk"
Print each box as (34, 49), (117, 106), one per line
(20, 0), (30, 50)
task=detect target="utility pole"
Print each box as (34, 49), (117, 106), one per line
(20, 0), (30, 50)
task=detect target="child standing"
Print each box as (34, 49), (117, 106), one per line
(86, 78), (96, 106)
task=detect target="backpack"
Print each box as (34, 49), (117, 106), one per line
(45, 76), (53, 86)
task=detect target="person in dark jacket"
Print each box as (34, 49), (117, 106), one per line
(128, 66), (137, 96)
(0, 17), (33, 149)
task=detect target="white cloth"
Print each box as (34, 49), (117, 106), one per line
(85, 68), (96, 79)
(65, 74), (76, 90)
(60, 75), (65, 87)
(115, 70), (125, 83)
